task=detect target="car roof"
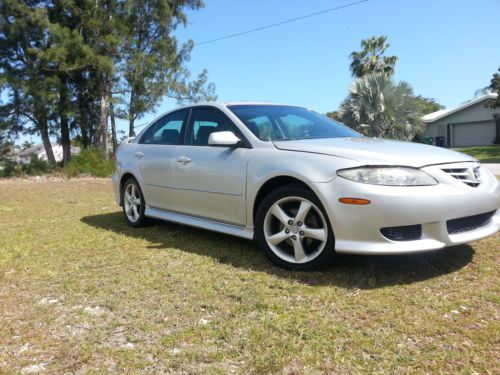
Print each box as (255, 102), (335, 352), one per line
(173, 101), (303, 110)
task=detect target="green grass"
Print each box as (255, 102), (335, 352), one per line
(0, 179), (498, 374)
(455, 146), (500, 163)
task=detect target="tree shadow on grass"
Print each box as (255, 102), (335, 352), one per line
(81, 212), (474, 290)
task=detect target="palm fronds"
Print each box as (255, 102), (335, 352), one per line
(339, 74), (425, 141)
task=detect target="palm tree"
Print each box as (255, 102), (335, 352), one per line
(349, 36), (398, 78)
(338, 74), (425, 141)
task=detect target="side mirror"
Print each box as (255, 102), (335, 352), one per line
(208, 131), (241, 147)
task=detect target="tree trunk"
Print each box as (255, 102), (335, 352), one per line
(94, 80), (110, 156)
(128, 90), (136, 137)
(40, 125), (57, 167)
(33, 95), (57, 167)
(110, 101), (118, 154)
(76, 91), (93, 148)
(129, 116), (135, 137)
(59, 76), (71, 166)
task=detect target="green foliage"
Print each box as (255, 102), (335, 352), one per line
(0, 155), (51, 177)
(0, 0), (216, 156)
(176, 69), (218, 105)
(0, 158), (14, 177)
(485, 67), (500, 109)
(22, 155), (52, 175)
(62, 148), (115, 177)
(349, 36), (398, 78)
(328, 35), (442, 135)
(0, 0), (64, 166)
(118, 0), (208, 135)
(0, 149), (115, 178)
(325, 111), (342, 122)
(338, 73), (425, 141)
(414, 95), (444, 115)
(20, 141), (35, 150)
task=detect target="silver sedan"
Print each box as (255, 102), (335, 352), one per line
(112, 102), (500, 269)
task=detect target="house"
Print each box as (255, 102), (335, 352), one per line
(19, 143), (80, 164)
(422, 93), (499, 148)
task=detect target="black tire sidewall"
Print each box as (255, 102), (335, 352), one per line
(122, 178), (147, 227)
(255, 184), (336, 270)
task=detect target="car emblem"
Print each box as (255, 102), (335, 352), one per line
(471, 166), (481, 183)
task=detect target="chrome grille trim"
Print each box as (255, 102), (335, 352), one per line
(441, 164), (481, 187)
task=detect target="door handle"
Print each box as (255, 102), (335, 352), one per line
(134, 151), (144, 158)
(176, 156), (191, 164)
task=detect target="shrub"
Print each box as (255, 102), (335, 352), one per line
(0, 159), (15, 177)
(63, 148), (115, 177)
(0, 155), (51, 177)
(23, 155), (52, 175)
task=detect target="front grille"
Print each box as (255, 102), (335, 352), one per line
(381, 224), (422, 241)
(446, 211), (496, 234)
(441, 166), (481, 187)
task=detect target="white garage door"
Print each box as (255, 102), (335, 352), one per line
(453, 122), (495, 147)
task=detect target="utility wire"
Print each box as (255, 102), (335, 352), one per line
(194, 0), (370, 46)
(131, 1), (370, 129)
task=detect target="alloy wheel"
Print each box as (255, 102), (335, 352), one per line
(124, 183), (142, 223)
(263, 196), (328, 264)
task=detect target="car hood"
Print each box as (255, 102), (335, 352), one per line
(273, 137), (476, 167)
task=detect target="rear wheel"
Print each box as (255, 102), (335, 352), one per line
(122, 178), (147, 227)
(255, 185), (335, 270)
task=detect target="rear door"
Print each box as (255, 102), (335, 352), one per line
(134, 109), (188, 210)
(172, 107), (250, 225)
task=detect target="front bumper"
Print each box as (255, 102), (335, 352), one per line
(312, 163), (500, 255)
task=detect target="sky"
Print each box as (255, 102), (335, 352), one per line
(18, 0), (500, 144)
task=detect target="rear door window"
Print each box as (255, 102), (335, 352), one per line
(140, 109), (188, 145)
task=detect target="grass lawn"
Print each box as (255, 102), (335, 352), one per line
(455, 146), (500, 163)
(1, 178), (498, 374)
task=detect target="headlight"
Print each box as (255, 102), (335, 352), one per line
(337, 167), (438, 186)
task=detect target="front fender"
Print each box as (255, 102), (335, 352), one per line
(245, 149), (361, 227)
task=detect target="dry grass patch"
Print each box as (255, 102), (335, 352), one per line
(0, 178), (498, 374)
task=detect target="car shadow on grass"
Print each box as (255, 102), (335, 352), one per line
(81, 212), (475, 289)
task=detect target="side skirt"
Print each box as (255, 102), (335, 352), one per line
(145, 206), (254, 240)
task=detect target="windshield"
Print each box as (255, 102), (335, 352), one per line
(228, 105), (361, 141)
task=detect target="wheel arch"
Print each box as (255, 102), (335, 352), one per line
(119, 172), (139, 206)
(252, 175), (318, 223)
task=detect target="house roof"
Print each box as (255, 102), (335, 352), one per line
(18, 143), (47, 157)
(19, 143), (81, 158)
(422, 93), (498, 123)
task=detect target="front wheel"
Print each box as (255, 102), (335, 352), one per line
(122, 178), (147, 227)
(255, 185), (335, 270)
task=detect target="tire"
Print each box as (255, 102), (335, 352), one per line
(255, 184), (335, 270)
(122, 178), (147, 227)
